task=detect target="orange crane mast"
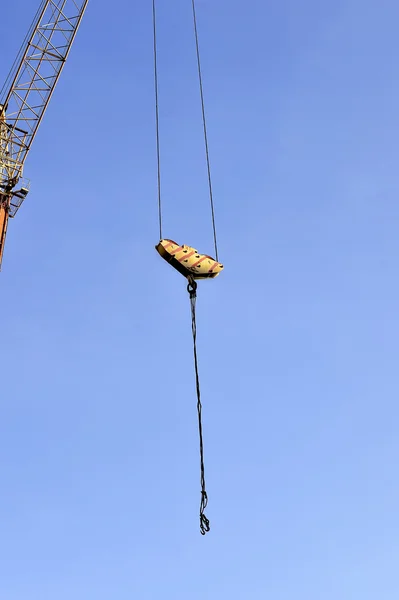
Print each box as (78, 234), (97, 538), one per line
(0, 0), (88, 269)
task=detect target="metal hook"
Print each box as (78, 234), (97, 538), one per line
(187, 275), (197, 298)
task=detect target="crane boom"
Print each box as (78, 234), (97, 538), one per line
(0, 0), (88, 268)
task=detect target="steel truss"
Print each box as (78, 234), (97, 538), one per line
(0, 0), (88, 217)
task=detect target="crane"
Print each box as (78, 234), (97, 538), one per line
(0, 0), (88, 269)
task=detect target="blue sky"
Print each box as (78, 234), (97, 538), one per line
(1, 0), (399, 598)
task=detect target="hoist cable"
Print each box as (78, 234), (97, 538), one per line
(187, 276), (210, 535)
(191, 0), (219, 262)
(152, 0), (217, 535)
(152, 0), (163, 240)
(152, 0), (219, 258)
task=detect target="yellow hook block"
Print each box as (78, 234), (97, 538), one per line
(155, 239), (223, 280)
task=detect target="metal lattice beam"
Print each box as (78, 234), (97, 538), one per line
(0, 0), (88, 217)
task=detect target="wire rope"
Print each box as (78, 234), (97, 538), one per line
(152, 0), (163, 240)
(191, 0), (219, 261)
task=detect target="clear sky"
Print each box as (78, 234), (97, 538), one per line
(1, 0), (399, 598)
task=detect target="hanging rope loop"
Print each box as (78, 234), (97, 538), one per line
(187, 276), (210, 535)
(200, 491), (210, 535)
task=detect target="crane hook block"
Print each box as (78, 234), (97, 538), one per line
(155, 239), (223, 280)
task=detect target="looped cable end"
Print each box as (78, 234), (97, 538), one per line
(200, 512), (210, 535)
(200, 490), (210, 535)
